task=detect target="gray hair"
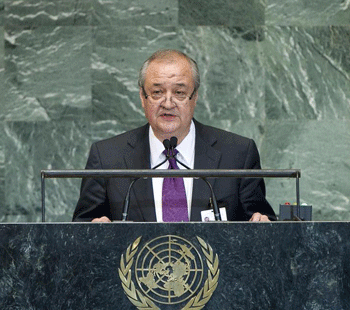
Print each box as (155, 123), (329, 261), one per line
(138, 49), (200, 93)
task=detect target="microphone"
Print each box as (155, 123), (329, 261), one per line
(164, 138), (171, 151)
(121, 138), (173, 221)
(170, 136), (177, 154)
(152, 139), (171, 169)
(122, 136), (222, 221)
(167, 136), (222, 221)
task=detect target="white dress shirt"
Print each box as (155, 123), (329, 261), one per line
(149, 121), (195, 222)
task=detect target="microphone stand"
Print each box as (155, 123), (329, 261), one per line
(172, 154), (222, 221)
(169, 137), (222, 221)
(121, 137), (222, 222)
(121, 139), (175, 221)
(121, 178), (138, 221)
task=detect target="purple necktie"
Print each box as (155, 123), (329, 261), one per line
(162, 149), (189, 222)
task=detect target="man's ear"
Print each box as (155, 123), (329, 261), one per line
(139, 88), (145, 109)
(192, 90), (198, 107)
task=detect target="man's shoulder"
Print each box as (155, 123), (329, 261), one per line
(194, 120), (253, 146)
(194, 120), (260, 166)
(92, 123), (149, 149)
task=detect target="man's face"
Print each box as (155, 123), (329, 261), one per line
(140, 55), (198, 144)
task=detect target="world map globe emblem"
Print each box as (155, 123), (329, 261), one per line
(135, 235), (204, 305)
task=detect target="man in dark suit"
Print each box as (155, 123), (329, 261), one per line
(73, 50), (276, 222)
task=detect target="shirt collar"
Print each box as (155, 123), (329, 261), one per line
(149, 120), (196, 169)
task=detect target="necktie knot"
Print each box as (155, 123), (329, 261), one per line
(163, 148), (178, 157)
(163, 149), (179, 170)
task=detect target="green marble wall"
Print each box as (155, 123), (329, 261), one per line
(0, 0), (349, 222)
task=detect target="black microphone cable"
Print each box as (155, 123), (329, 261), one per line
(151, 139), (171, 169)
(122, 136), (222, 221)
(121, 138), (172, 221)
(168, 136), (222, 221)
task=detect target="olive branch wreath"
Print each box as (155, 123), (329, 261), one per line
(118, 236), (220, 310)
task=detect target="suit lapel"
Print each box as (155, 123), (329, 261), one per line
(122, 121), (222, 222)
(191, 120), (222, 221)
(124, 124), (156, 222)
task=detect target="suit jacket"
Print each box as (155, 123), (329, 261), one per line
(72, 119), (276, 222)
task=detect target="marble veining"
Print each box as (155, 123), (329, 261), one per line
(5, 0), (93, 26)
(0, 26), (3, 70)
(266, 0), (350, 26)
(180, 26), (266, 123)
(0, 0), (349, 222)
(0, 124), (5, 218)
(0, 222), (349, 309)
(3, 121), (92, 222)
(262, 26), (350, 120)
(90, 0), (178, 26)
(263, 120), (350, 221)
(179, 0), (265, 27)
(0, 1), (4, 26)
(4, 26), (92, 122)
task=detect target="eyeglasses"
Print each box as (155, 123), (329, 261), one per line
(142, 87), (196, 102)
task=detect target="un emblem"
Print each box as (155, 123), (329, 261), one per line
(119, 235), (220, 310)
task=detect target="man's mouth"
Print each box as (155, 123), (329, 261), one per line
(160, 113), (176, 120)
(161, 113), (175, 116)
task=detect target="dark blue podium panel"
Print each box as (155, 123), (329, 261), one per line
(1, 222), (350, 310)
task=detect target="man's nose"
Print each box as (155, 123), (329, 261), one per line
(161, 93), (176, 108)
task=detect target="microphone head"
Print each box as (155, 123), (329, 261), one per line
(170, 136), (178, 148)
(163, 139), (170, 150)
